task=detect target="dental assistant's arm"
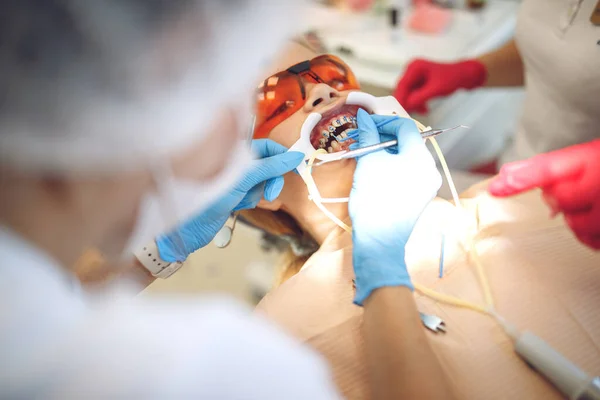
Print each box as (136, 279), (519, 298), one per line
(364, 287), (455, 400)
(394, 39), (524, 113)
(349, 111), (454, 399)
(75, 139), (303, 290)
(478, 39), (524, 87)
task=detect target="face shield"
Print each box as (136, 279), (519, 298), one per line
(0, 0), (307, 253)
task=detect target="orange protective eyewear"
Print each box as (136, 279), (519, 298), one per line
(253, 54), (360, 139)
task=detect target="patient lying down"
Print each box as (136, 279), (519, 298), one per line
(242, 43), (600, 399)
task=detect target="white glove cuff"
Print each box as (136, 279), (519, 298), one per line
(134, 241), (183, 279)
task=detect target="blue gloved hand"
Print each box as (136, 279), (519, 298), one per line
(156, 139), (303, 262)
(349, 109), (441, 305)
(343, 114), (410, 153)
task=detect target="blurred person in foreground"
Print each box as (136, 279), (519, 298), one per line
(0, 1), (449, 399)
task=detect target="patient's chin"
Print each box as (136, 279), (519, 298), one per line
(309, 158), (356, 191)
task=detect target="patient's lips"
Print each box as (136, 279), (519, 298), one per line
(310, 105), (360, 153)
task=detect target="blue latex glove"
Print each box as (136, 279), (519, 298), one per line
(156, 139), (303, 262)
(343, 114), (404, 153)
(349, 109), (441, 305)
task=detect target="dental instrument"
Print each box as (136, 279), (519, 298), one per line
(438, 234), (445, 279)
(214, 115), (256, 248)
(491, 311), (600, 400)
(312, 125), (469, 167)
(419, 313), (446, 334)
(353, 278), (447, 333)
(213, 212), (239, 248)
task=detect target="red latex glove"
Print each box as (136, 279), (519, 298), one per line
(489, 140), (600, 250)
(393, 59), (487, 113)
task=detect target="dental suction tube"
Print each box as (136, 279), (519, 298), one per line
(514, 332), (600, 400)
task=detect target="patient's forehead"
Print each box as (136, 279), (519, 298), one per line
(263, 42), (317, 78)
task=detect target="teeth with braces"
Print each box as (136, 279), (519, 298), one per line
(315, 112), (358, 150)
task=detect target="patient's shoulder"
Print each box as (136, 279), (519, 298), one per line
(256, 244), (359, 342)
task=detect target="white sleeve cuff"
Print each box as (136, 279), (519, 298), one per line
(134, 241), (183, 279)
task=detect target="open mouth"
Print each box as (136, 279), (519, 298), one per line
(310, 104), (361, 153)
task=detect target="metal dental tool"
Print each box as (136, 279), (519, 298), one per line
(419, 313), (446, 333)
(313, 125), (469, 167)
(214, 115), (256, 249)
(213, 212), (239, 248)
(491, 311), (600, 400)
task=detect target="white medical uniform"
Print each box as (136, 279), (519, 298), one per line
(0, 227), (341, 399)
(503, 0), (600, 163)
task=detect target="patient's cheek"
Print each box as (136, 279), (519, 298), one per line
(267, 110), (307, 149)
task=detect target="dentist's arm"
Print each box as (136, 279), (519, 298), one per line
(364, 287), (452, 400)
(75, 140), (303, 288)
(349, 110), (455, 399)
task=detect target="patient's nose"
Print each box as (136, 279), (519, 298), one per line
(304, 83), (340, 112)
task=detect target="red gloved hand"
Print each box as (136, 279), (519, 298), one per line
(489, 139), (600, 250)
(393, 59), (487, 114)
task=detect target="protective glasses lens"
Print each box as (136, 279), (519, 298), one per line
(253, 54), (360, 139)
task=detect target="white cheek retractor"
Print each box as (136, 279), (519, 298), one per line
(288, 112), (322, 174)
(288, 92), (412, 233)
(288, 92), (412, 173)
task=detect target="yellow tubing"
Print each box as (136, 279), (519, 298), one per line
(417, 133), (496, 312)
(413, 283), (489, 315)
(303, 117), (497, 315)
